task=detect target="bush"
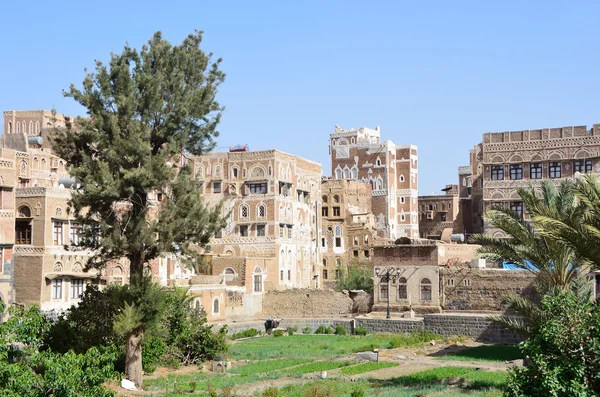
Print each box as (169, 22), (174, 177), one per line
(334, 326), (347, 335)
(315, 325), (334, 335)
(302, 327), (312, 334)
(263, 386), (279, 397)
(350, 386), (365, 397)
(505, 292), (600, 396)
(287, 328), (294, 336)
(273, 330), (285, 337)
(353, 327), (369, 336)
(230, 328), (259, 340)
(335, 261), (373, 293)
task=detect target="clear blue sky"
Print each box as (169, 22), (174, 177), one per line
(2, 1), (599, 194)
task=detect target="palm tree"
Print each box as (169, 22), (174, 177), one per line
(470, 180), (583, 293)
(470, 180), (591, 337)
(534, 173), (600, 270)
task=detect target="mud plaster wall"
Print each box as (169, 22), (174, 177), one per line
(262, 288), (353, 318)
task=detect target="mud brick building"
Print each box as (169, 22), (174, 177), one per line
(0, 149), (17, 309)
(457, 124), (600, 236)
(319, 178), (376, 286)
(329, 125), (419, 240)
(418, 184), (459, 240)
(190, 148), (322, 291)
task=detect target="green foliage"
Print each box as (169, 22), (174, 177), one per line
(273, 329), (285, 337)
(315, 325), (334, 334)
(0, 306), (116, 397)
(282, 360), (351, 376)
(387, 331), (442, 349)
(392, 366), (506, 388)
(437, 344), (521, 362)
(230, 358), (311, 376)
(302, 327), (312, 334)
(340, 362), (398, 376)
(505, 292), (600, 396)
(334, 325), (347, 335)
(287, 327), (295, 336)
(353, 327), (369, 336)
(230, 328), (259, 340)
(350, 386), (366, 397)
(335, 262), (373, 293)
(262, 386), (279, 397)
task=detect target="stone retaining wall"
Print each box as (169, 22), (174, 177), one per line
(221, 313), (521, 344)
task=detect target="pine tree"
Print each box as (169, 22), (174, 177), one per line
(52, 30), (226, 387)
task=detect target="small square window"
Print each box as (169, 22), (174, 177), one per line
(353, 250), (359, 257)
(257, 224), (266, 237)
(240, 225), (249, 237)
(333, 207), (340, 216)
(213, 182), (222, 193)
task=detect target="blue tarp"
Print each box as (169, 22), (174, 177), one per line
(502, 260), (539, 271)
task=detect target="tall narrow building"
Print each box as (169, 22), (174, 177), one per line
(329, 125), (419, 239)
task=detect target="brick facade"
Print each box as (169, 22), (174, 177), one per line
(418, 184), (459, 239)
(329, 126), (419, 239)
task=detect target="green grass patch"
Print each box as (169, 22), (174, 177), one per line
(229, 358), (311, 376)
(392, 366), (506, 390)
(282, 360), (352, 376)
(437, 344), (521, 362)
(340, 362), (398, 376)
(229, 333), (443, 360)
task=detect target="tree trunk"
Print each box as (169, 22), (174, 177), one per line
(125, 328), (144, 388)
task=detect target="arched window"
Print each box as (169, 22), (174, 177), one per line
(55, 208), (62, 217)
(428, 204), (433, 211)
(364, 235), (369, 244)
(343, 168), (351, 179)
(196, 167), (203, 179)
(35, 121), (40, 133)
(213, 298), (220, 314)
(214, 165), (222, 177)
(257, 204), (266, 218)
(22, 122), (26, 133)
(399, 175), (405, 182)
(33, 157), (39, 169)
(441, 203), (446, 211)
(194, 299), (201, 311)
(18, 206), (31, 218)
(376, 157), (381, 166)
(7, 121), (12, 134)
(240, 204), (249, 219)
(335, 168), (342, 179)
(420, 278), (432, 301)
(72, 262), (82, 272)
(335, 257), (342, 267)
(322, 195), (328, 204)
(351, 167), (358, 179)
(250, 166), (265, 178)
(333, 195), (340, 204)
(231, 167), (238, 178)
(253, 266), (263, 293)
(143, 265), (152, 277)
(16, 122), (20, 133)
(398, 277), (407, 299)
(322, 258), (327, 267)
(29, 121), (33, 134)
(41, 158), (46, 170)
(54, 262), (63, 272)
(113, 266), (122, 275)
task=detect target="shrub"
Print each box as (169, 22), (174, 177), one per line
(350, 386), (365, 397)
(505, 292), (600, 396)
(263, 386), (279, 397)
(287, 328), (295, 336)
(334, 326), (347, 335)
(273, 329), (285, 337)
(353, 327), (369, 336)
(302, 327), (312, 334)
(335, 261), (373, 293)
(315, 325), (334, 334)
(230, 328), (259, 340)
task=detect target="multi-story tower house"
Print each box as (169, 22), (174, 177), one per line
(0, 149), (17, 309)
(329, 125), (419, 239)
(190, 147), (322, 291)
(418, 184), (459, 240)
(462, 124), (600, 236)
(320, 178), (376, 286)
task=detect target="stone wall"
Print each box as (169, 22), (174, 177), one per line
(424, 314), (522, 344)
(262, 288), (353, 318)
(440, 267), (537, 311)
(220, 313), (521, 344)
